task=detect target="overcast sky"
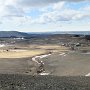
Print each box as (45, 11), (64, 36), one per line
(0, 0), (90, 32)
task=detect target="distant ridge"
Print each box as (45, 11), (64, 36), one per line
(27, 31), (90, 35)
(63, 31), (90, 35)
(0, 31), (90, 38)
(0, 31), (30, 38)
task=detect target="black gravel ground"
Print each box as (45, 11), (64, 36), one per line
(0, 74), (90, 90)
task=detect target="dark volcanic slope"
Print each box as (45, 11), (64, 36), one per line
(0, 75), (90, 90)
(0, 31), (30, 38)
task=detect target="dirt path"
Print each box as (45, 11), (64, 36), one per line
(32, 54), (51, 75)
(40, 51), (90, 76)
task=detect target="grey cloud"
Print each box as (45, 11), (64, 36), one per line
(1, 5), (25, 19)
(0, 0), (89, 24)
(16, 0), (61, 7)
(34, 9), (90, 24)
(15, 0), (89, 7)
(0, 22), (2, 24)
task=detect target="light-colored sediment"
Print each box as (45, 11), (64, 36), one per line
(0, 44), (68, 58)
(0, 50), (46, 58)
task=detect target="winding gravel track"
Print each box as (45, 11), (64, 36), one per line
(40, 51), (90, 76)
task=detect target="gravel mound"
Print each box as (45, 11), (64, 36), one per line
(0, 74), (90, 90)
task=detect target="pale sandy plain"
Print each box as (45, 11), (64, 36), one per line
(0, 45), (68, 58)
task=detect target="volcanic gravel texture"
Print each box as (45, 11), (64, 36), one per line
(0, 74), (90, 90)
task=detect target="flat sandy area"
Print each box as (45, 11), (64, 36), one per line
(0, 50), (46, 58)
(0, 44), (68, 58)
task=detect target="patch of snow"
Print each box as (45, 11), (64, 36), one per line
(39, 54), (51, 59)
(14, 37), (24, 40)
(32, 57), (39, 64)
(32, 54), (51, 64)
(59, 53), (66, 56)
(32, 53), (51, 68)
(85, 73), (90, 76)
(0, 44), (5, 47)
(39, 73), (50, 75)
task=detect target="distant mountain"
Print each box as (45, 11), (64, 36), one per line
(63, 31), (90, 35)
(0, 31), (30, 38)
(0, 31), (90, 38)
(27, 31), (90, 35)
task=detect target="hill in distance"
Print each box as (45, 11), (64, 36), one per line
(0, 31), (30, 38)
(28, 31), (90, 35)
(0, 31), (90, 38)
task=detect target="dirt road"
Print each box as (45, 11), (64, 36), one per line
(40, 51), (90, 76)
